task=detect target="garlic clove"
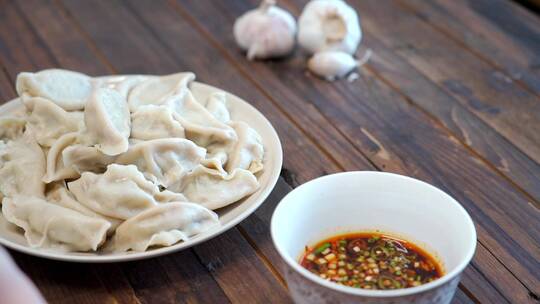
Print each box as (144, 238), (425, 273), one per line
(233, 0), (297, 60)
(307, 51), (358, 81)
(298, 0), (361, 55)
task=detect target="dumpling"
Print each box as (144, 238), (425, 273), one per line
(68, 164), (183, 220)
(24, 97), (83, 147)
(16, 69), (93, 111)
(177, 165), (259, 210)
(110, 202), (219, 252)
(46, 184), (122, 235)
(203, 141), (233, 170)
(225, 121), (264, 174)
(116, 138), (206, 188)
(84, 88), (131, 156)
(0, 132), (45, 198)
(205, 91), (230, 123)
(62, 144), (116, 174)
(112, 75), (148, 98)
(42, 132), (79, 183)
(127, 72), (195, 112)
(170, 90), (237, 147)
(0, 117), (26, 141)
(131, 105), (185, 140)
(2, 195), (110, 251)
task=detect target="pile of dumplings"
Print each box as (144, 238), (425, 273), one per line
(0, 69), (264, 253)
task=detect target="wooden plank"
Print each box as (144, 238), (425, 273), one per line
(177, 0), (540, 302)
(91, 265), (141, 304)
(118, 252), (228, 304)
(0, 67), (15, 103)
(0, 0), (59, 79)
(362, 34), (540, 201)
(192, 229), (292, 303)
(10, 251), (118, 304)
(355, 0), (540, 165)
(452, 287), (476, 304)
(159, 251), (231, 304)
(13, 0), (109, 76)
(402, 0), (540, 95)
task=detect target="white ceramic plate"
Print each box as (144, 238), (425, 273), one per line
(0, 76), (282, 262)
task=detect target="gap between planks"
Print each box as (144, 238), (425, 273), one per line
(364, 63), (540, 209)
(236, 225), (288, 289)
(51, 0), (117, 74)
(396, 0), (540, 99)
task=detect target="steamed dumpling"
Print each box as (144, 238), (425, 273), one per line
(0, 132), (45, 198)
(46, 184), (122, 235)
(225, 121), (264, 174)
(16, 69), (93, 111)
(177, 165), (259, 210)
(170, 90), (237, 147)
(3, 69), (265, 253)
(0, 117), (26, 141)
(2, 195), (110, 251)
(131, 105), (185, 140)
(113, 75), (148, 98)
(84, 88), (131, 156)
(127, 72), (195, 112)
(42, 132), (79, 183)
(25, 97), (83, 147)
(68, 164), (184, 220)
(116, 138), (206, 188)
(110, 202), (219, 252)
(62, 144), (116, 174)
(205, 91), (230, 123)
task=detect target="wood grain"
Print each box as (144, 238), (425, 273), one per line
(119, 253), (229, 304)
(402, 0), (540, 95)
(11, 251), (123, 304)
(363, 34), (540, 201)
(356, 0), (540, 165)
(0, 67), (15, 102)
(178, 0), (539, 302)
(0, 0), (537, 303)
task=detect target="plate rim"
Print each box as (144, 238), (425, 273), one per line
(0, 79), (283, 263)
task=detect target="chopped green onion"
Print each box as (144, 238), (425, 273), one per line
(315, 243), (331, 254)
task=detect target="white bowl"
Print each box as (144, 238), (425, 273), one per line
(0, 77), (283, 262)
(271, 171), (476, 304)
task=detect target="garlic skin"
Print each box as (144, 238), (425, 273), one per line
(298, 0), (361, 55)
(233, 0), (297, 60)
(307, 51), (358, 81)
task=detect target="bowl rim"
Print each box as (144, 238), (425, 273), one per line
(270, 171), (477, 298)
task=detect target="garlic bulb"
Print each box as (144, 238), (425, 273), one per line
(308, 50), (371, 81)
(233, 0), (297, 60)
(298, 0), (361, 55)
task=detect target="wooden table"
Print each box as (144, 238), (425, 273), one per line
(0, 0), (538, 303)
